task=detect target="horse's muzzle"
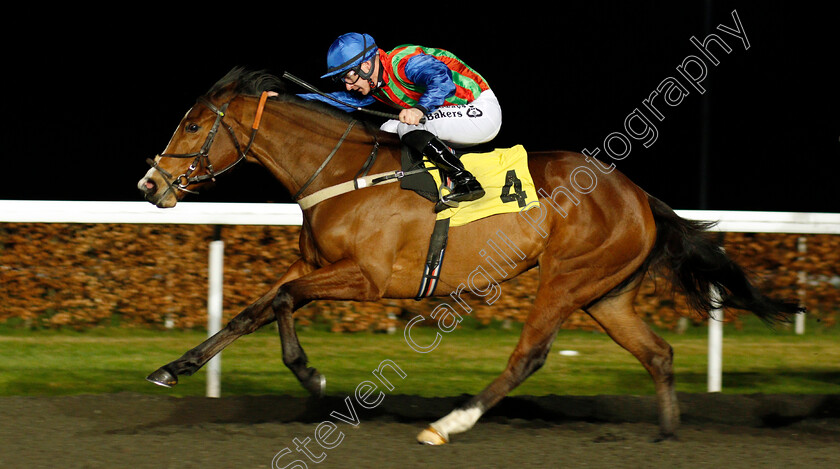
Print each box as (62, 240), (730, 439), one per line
(137, 167), (177, 208)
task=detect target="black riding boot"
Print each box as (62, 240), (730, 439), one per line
(402, 130), (485, 211)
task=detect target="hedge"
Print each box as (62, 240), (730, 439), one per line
(1, 223), (837, 332)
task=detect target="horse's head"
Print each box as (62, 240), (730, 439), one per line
(138, 68), (281, 208)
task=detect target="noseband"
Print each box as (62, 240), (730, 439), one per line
(147, 91), (271, 195)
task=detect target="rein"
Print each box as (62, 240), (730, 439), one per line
(292, 120), (395, 207)
(292, 120), (358, 200)
(148, 91), (272, 195)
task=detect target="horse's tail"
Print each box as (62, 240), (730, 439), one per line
(644, 195), (803, 324)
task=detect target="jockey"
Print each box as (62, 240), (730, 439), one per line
(299, 32), (502, 210)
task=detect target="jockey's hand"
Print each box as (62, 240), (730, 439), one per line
(399, 107), (425, 126)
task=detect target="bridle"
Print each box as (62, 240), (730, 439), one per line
(147, 91), (271, 195)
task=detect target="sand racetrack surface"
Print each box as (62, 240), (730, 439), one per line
(2, 392), (838, 468)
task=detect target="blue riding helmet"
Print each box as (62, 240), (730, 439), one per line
(321, 32), (379, 80)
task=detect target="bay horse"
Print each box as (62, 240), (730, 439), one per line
(138, 68), (801, 444)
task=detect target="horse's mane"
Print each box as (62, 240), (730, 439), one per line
(207, 67), (286, 97)
(206, 67), (364, 125)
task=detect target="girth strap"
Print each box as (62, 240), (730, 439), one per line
(415, 218), (451, 300)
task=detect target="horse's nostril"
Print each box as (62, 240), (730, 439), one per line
(141, 179), (157, 195)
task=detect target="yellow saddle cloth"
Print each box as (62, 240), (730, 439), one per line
(427, 145), (540, 227)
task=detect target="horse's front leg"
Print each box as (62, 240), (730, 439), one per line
(272, 258), (383, 396)
(146, 259), (314, 388)
(275, 291), (322, 396)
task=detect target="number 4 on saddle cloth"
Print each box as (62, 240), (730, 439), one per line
(400, 145), (540, 299)
(401, 144), (539, 227)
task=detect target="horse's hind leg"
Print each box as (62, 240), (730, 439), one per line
(584, 283), (680, 440)
(417, 277), (578, 445)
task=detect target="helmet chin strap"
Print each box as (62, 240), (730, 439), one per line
(358, 56), (380, 90)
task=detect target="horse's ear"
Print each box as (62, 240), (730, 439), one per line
(209, 81), (239, 102)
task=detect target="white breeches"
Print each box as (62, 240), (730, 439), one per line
(379, 89), (502, 148)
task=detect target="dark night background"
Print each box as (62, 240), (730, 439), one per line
(4, 1), (838, 213)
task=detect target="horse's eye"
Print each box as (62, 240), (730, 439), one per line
(186, 123), (200, 133)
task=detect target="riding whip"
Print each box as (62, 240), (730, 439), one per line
(282, 72), (426, 124)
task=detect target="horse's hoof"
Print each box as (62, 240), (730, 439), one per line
(146, 367), (178, 387)
(416, 426), (448, 445)
(317, 374), (326, 396)
(303, 373), (326, 397)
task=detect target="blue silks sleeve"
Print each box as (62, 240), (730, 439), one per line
(403, 54), (456, 114)
(297, 92), (376, 112)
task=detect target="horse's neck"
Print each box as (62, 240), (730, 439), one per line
(249, 102), (391, 199)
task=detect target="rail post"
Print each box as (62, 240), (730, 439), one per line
(206, 225), (224, 398)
